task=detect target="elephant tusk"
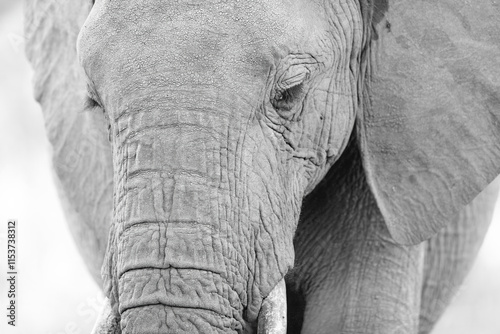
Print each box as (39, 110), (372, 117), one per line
(257, 279), (287, 334)
(91, 297), (120, 334)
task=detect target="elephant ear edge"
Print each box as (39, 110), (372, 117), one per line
(357, 0), (500, 245)
(24, 0), (114, 283)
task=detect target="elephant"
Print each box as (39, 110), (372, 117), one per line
(24, 0), (500, 333)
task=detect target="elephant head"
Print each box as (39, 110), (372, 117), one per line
(75, 1), (362, 331)
(25, 0), (500, 333)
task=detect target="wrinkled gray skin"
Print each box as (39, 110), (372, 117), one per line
(25, 0), (500, 333)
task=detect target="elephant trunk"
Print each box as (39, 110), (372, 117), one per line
(116, 227), (243, 333)
(101, 109), (249, 333)
(96, 99), (291, 332)
(92, 282), (287, 334)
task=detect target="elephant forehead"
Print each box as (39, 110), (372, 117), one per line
(77, 0), (313, 90)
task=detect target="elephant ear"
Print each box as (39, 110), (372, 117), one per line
(358, 0), (500, 245)
(24, 1), (113, 282)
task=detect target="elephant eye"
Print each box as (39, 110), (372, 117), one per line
(84, 90), (112, 142)
(84, 96), (101, 110)
(270, 54), (322, 120)
(84, 83), (104, 112)
(271, 70), (308, 118)
(272, 83), (305, 112)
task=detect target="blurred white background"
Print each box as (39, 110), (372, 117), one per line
(0, 2), (499, 334)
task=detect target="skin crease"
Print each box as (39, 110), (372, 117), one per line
(23, 0), (500, 333)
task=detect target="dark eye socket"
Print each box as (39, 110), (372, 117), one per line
(84, 96), (101, 110)
(84, 82), (104, 112)
(269, 54), (322, 119)
(271, 83), (305, 112)
(84, 92), (111, 141)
